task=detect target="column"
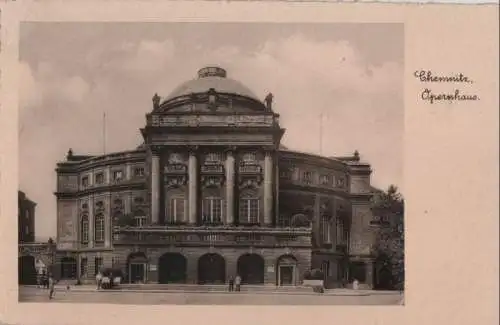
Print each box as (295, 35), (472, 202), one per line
(151, 152), (160, 224)
(365, 260), (374, 289)
(104, 196), (111, 247)
(225, 149), (235, 225)
(188, 149), (198, 225)
(88, 196), (94, 248)
(263, 150), (273, 226)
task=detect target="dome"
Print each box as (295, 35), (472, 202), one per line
(165, 67), (259, 101)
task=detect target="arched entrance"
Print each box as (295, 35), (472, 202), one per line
(18, 255), (37, 285)
(198, 253), (225, 284)
(237, 254), (264, 284)
(276, 255), (298, 286)
(374, 254), (393, 290)
(127, 252), (148, 284)
(158, 253), (187, 284)
(60, 257), (77, 279)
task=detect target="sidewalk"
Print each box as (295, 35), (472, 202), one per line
(22, 285), (400, 297)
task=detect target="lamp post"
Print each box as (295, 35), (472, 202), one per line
(47, 237), (56, 277)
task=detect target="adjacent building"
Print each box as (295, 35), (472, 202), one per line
(18, 190), (36, 243)
(54, 67), (377, 288)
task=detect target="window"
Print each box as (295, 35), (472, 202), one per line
(94, 257), (103, 275)
(336, 219), (345, 245)
(112, 170), (123, 182)
(25, 209), (30, 220)
(205, 152), (222, 163)
(80, 257), (88, 276)
(239, 198), (259, 224)
(277, 214), (291, 227)
(81, 176), (89, 187)
(202, 197), (223, 224)
(81, 215), (89, 243)
(134, 211), (147, 227)
(321, 216), (331, 243)
(134, 167), (145, 177)
(320, 175), (331, 186)
(302, 171), (313, 184)
(25, 225), (29, 235)
(94, 214), (105, 242)
(242, 152), (257, 162)
(95, 173), (104, 184)
(167, 197), (186, 223)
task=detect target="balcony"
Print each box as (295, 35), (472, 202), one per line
(164, 164), (187, 174)
(200, 164), (224, 174)
(112, 225), (312, 248)
(239, 165), (262, 174)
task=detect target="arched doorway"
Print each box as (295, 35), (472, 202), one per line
(374, 253), (393, 290)
(60, 257), (77, 279)
(276, 255), (298, 286)
(237, 254), (264, 284)
(158, 253), (187, 284)
(127, 252), (148, 284)
(18, 255), (37, 285)
(198, 253), (225, 284)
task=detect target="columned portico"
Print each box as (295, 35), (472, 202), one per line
(263, 150), (274, 226)
(225, 149), (235, 225)
(151, 152), (160, 224)
(188, 148), (198, 225)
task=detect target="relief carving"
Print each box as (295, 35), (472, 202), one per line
(164, 175), (188, 188)
(201, 175), (225, 188)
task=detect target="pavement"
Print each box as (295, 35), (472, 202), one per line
(18, 285), (404, 305)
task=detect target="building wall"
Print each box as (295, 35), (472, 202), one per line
(18, 191), (36, 243)
(78, 246), (310, 286)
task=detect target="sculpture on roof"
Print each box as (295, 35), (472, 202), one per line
(264, 92), (274, 111)
(152, 93), (161, 109)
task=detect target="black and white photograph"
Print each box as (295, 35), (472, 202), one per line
(17, 22), (405, 305)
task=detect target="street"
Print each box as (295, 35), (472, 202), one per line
(18, 286), (404, 305)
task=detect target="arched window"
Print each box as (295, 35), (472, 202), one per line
(202, 196), (223, 224)
(239, 190), (259, 224)
(80, 215), (89, 244)
(94, 214), (105, 243)
(321, 216), (331, 244)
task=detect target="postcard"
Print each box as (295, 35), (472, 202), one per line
(0, 2), (498, 325)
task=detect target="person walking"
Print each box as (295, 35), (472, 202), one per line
(234, 274), (242, 292)
(96, 271), (103, 290)
(228, 276), (234, 292)
(48, 275), (55, 300)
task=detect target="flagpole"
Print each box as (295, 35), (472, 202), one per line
(103, 111), (106, 155)
(319, 112), (323, 155)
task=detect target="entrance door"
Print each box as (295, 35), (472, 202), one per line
(129, 263), (146, 283)
(279, 266), (294, 286)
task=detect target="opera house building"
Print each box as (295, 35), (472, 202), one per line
(55, 67), (377, 289)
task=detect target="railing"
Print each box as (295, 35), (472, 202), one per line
(113, 231), (311, 247)
(201, 165), (224, 173)
(239, 165), (262, 174)
(164, 164), (187, 173)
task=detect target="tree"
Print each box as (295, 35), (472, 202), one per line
(372, 185), (405, 290)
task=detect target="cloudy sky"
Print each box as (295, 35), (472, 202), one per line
(19, 22), (404, 240)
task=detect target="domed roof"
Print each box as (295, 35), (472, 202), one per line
(165, 67), (259, 101)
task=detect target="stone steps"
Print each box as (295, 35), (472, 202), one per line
(119, 283), (314, 292)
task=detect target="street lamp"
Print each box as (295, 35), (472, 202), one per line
(47, 237), (56, 277)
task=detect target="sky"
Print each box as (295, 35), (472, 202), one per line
(19, 22), (404, 241)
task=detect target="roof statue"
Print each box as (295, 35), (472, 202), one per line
(264, 92), (274, 111)
(152, 93), (161, 110)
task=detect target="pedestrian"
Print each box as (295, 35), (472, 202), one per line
(96, 271), (103, 290)
(234, 274), (241, 292)
(48, 275), (55, 300)
(228, 276), (234, 292)
(352, 278), (359, 290)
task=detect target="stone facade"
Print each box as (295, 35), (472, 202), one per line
(53, 67), (377, 288)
